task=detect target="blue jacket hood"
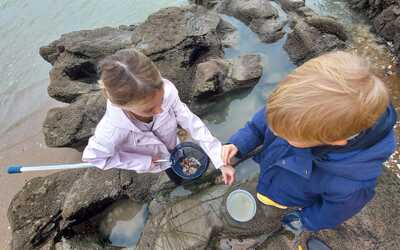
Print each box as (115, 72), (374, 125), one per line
(312, 104), (397, 180)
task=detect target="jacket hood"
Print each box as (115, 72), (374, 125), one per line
(312, 105), (397, 180)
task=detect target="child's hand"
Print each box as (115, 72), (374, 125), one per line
(220, 165), (235, 185)
(222, 144), (238, 165)
(151, 155), (162, 169)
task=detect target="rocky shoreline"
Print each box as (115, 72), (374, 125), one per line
(8, 1), (400, 250)
(349, 0), (400, 66)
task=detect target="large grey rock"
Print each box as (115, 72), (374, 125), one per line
(8, 170), (84, 250)
(43, 92), (106, 148)
(7, 168), (158, 250)
(191, 54), (263, 115)
(131, 6), (221, 55)
(222, 0), (278, 24)
(227, 54), (263, 87)
(61, 168), (156, 220)
(284, 11), (347, 65)
(305, 15), (348, 41)
(349, 0), (398, 19)
(349, 0), (400, 60)
(193, 54), (263, 98)
(40, 27), (133, 65)
(137, 185), (229, 250)
(276, 0), (304, 12)
(249, 17), (287, 43)
(40, 27), (133, 103)
(373, 6), (400, 57)
(47, 61), (101, 104)
(217, 18), (240, 48)
(220, 0), (287, 43)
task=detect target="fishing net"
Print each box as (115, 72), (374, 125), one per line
(170, 142), (209, 180)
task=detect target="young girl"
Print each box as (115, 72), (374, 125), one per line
(82, 49), (235, 185)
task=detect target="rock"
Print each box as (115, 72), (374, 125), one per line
(349, 0), (400, 60)
(284, 11), (347, 65)
(137, 185), (228, 249)
(227, 54), (263, 87)
(305, 16), (348, 41)
(294, 6), (316, 18)
(118, 24), (137, 31)
(217, 18), (240, 48)
(349, 0), (398, 19)
(131, 6), (220, 55)
(191, 54), (263, 114)
(39, 27), (134, 104)
(193, 59), (226, 98)
(249, 17), (287, 43)
(189, 0), (224, 11)
(7, 170), (84, 250)
(220, 0), (287, 43)
(222, 0), (278, 24)
(54, 237), (114, 250)
(8, 168), (158, 250)
(40, 27), (133, 65)
(48, 62), (101, 104)
(276, 0), (305, 12)
(62, 169), (157, 221)
(43, 93), (106, 148)
(373, 6), (400, 38)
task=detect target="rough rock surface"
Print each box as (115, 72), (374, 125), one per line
(349, 0), (400, 61)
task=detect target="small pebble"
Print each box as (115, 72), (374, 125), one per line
(181, 157), (200, 175)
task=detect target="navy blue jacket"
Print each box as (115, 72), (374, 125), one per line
(229, 106), (397, 231)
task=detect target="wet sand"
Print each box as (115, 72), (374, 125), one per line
(0, 98), (81, 249)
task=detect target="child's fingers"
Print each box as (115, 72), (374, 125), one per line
(228, 173), (235, 185)
(229, 173), (235, 185)
(223, 173), (228, 185)
(223, 148), (231, 165)
(227, 149), (237, 165)
(223, 172), (234, 186)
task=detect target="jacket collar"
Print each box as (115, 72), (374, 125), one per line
(312, 104), (397, 157)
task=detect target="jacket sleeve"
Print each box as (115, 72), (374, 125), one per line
(228, 107), (268, 157)
(82, 122), (152, 171)
(169, 85), (224, 169)
(300, 186), (375, 231)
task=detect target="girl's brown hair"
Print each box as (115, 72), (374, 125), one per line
(267, 51), (389, 144)
(98, 49), (163, 106)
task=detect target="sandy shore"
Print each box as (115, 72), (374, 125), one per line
(0, 98), (81, 250)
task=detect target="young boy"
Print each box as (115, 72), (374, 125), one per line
(223, 51), (397, 248)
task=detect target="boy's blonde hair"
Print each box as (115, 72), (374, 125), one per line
(99, 49), (163, 107)
(267, 51), (389, 144)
